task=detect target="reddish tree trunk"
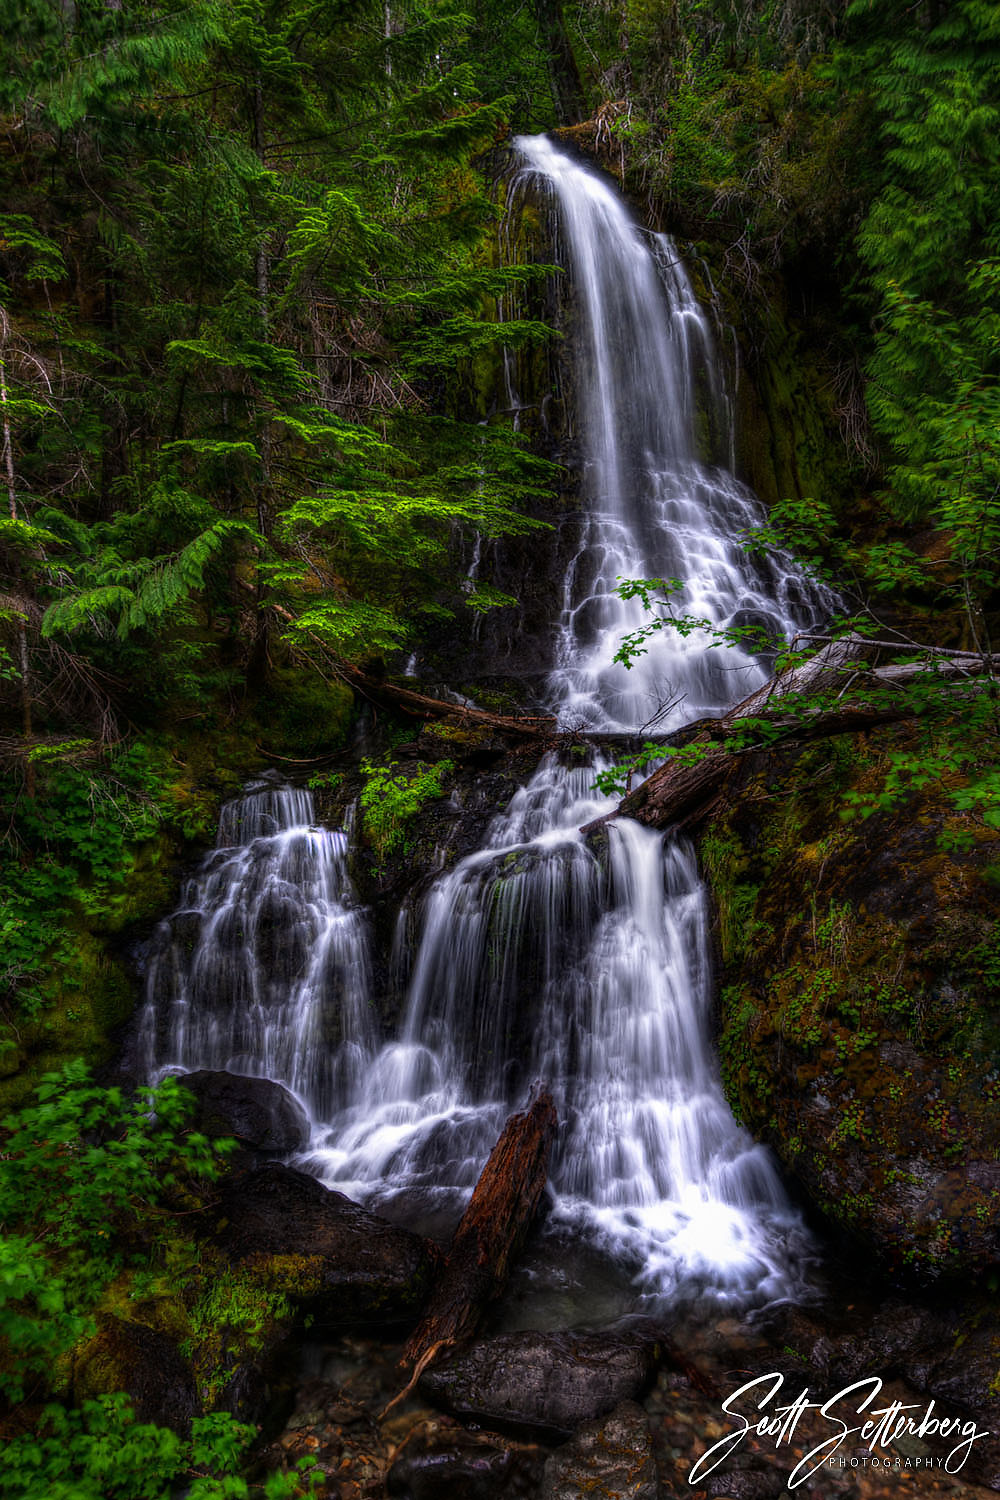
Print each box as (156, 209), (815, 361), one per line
(402, 1089), (558, 1371)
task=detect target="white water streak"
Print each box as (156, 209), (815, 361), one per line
(137, 774), (373, 1123)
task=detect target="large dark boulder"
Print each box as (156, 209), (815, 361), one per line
(419, 1328), (662, 1441)
(73, 1316), (198, 1433)
(208, 1164), (440, 1325)
(180, 1070), (310, 1158)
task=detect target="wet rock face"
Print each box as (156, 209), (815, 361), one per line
(179, 1070), (310, 1162)
(704, 731), (1000, 1281)
(540, 1401), (659, 1500)
(73, 1316), (198, 1433)
(419, 1329), (662, 1440)
(208, 1164), (440, 1325)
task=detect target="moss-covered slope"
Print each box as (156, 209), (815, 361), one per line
(705, 729), (1000, 1279)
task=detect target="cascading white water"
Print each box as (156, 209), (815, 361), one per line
(141, 136), (830, 1309)
(299, 138), (829, 1305)
(308, 754), (810, 1304)
(136, 773), (373, 1122)
(515, 135), (825, 733)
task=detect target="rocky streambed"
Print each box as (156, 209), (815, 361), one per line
(77, 1067), (1000, 1498)
(259, 1231), (1000, 1500)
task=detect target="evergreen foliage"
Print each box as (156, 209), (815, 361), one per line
(842, 0), (1000, 625)
(0, 0), (555, 775)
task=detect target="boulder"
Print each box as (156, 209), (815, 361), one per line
(73, 1315), (198, 1433)
(419, 1328), (661, 1441)
(540, 1402), (658, 1500)
(208, 1164), (440, 1325)
(179, 1070), (310, 1158)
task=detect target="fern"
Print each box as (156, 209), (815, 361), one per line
(41, 520), (258, 640)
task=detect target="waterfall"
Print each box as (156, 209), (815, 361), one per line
(136, 773), (373, 1123)
(302, 137), (829, 1305)
(140, 136), (831, 1310)
(514, 134), (824, 733)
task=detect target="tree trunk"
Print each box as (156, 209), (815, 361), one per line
(245, 73), (273, 694)
(401, 1089), (558, 1371)
(336, 659), (557, 740)
(534, 0), (585, 126)
(0, 342), (35, 797)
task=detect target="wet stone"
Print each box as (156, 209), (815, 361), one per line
(386, 1439), (544, 1499)
(208, 1164), (440, 1325)
(702, 1469), (787, 1500)
(180, 1069), (310, 1156)
(73, 1315), (198, 1434)
(540, 1401), (658, 1500)
(419, 1328), (661, 1441)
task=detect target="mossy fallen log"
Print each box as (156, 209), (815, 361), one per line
(591, 635), (1000, 834)
(337, 661), (557, 741)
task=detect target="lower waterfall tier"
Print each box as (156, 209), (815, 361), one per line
(138, 763), (814, 1311)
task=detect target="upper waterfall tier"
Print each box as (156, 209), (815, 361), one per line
(512, 134), (832, 733)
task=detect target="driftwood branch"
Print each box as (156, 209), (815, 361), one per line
(400, 1089), (558, 1374)
(593, 634), (1000, 834)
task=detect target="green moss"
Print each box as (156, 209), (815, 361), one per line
(703, 725), (1000, 1277)
(94, 835), (180, 935)
(421, 718), (494, 749)
(701, 825), (763, 965)
(184, 1254), (321, 1406)
(102, 1273), (194, 1350)
(0, 930), (137, 1113)
(252, 666), (355, 759)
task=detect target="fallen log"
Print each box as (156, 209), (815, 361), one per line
(590, 635), (1000, 834)
(615, 701), (915, 831)
(400, 1089), (558, 1373)
(337, 661), (557, 741)
(267, 602), (557, 742)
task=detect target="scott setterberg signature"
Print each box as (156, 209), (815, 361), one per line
(688, 1372), (990, 1490)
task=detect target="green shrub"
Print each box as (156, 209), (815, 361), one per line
(359, 758), (454, 858)
(0, 1064), (229, 1401)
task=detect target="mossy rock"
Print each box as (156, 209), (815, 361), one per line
(73, 1315), (198, 1433)
(419, 719), (501, 752)
(87, 1242), (316, 1423)
(97, 1269), (194, 1350)
(0, 931), (138, 1113)
(704, 731), (1000, 1280)
(204, 1164), (441, 1325)
(94, 834), (181, 935)
(252, 666), (354, 758)
(185, 1251), (312, 1416)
